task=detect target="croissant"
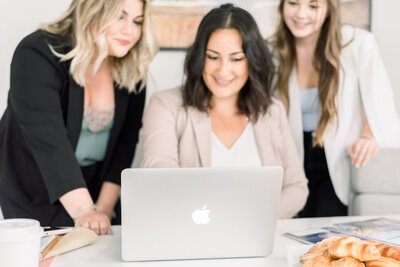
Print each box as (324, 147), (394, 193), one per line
(331, 256), (365, 267)
(377, 246), (400, 261)
(303, 255), (332, 267)
(365, 240), (400, 261)
(365, 257), (400, 267)
(300, 237), (340, 263)
(329, 236), (381, 261)
(366, 241), (388, 250)
(300, 249), (330, 264)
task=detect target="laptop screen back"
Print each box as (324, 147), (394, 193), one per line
(121, 167), (283, 261)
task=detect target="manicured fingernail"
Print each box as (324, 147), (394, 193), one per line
(355, 164), (360, 168)
(110, 228), (114, 235)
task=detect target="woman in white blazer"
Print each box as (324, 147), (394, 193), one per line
(141, 4), (309, 219)
(270, 0), (400, 217)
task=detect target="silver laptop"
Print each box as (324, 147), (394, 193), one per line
(121, 167), (283, 261)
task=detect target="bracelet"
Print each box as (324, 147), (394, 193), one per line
(72, 203), (98, 220)
(361, 135), (374, 140)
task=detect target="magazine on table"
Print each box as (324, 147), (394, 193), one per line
(284, 217), (400, 246)
(283, 227), (348, 245)
(332, 217), (400, 246)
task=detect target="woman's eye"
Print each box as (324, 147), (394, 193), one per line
(232, 57), (244, 62)
(310, 4), (318, 9)
(206, 55), (218, 60)
(288, 1), (298, 6)
(133, 20), (143, 26)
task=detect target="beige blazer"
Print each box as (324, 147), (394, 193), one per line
(141, 88), (308, 219)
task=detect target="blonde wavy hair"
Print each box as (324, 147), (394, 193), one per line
(273, 0), (342, 146)
(40, 0), (158, 93)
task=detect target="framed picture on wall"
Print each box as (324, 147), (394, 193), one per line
(150, 0), (372, 50)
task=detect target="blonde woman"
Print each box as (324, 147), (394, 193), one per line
(0, 0), (157, 234)
(270, 0), (400, 217)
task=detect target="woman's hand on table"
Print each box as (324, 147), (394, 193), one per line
(74, 209), (111, 235)
(59, 188), (112, 235)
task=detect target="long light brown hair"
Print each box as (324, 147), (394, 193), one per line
(40, 0), (158, 93)
(274, 0), (342, 146)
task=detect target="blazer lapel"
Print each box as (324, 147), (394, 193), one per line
(187, 107), (212, 167)
(252, 115), (273, 166)
(66, 78), (84, 150)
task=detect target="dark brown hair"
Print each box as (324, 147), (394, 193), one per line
(182, 3), (275, 122)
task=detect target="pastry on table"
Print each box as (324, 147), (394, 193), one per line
(300, 236), (400, 266)
(328, 236), (380, 261)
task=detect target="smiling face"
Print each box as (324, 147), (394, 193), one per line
(283, 0), (328, 42)
(105, 0), (144, 58)
(202, 28), (249, 103)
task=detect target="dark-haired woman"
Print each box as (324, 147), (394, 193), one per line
(270, 0), (400, 217)
(140, 4), (308, 219)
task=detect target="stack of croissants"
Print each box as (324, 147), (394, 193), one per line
(300, 236), (400, 266)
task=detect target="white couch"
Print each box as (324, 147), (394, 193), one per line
(349, 148), (400, 215)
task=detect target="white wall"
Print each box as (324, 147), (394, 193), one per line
(131, 51), (185, 167)
(146, 51), (185, 95)
(0, 1), (399, 117)
(0, 1), (71, 115)
(371, 0), (400, 112)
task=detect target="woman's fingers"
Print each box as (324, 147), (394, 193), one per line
(99, 218), (110, 235)
(349, 138), (379, 167)
(365, 142), (379, 165)
(349, 140), (363, 165)
(74, 210), (111, 235)
(356, 141), (370, 165)
(89, 220), (100, 235)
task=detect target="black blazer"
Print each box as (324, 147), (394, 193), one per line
(0, 30), (145, 225)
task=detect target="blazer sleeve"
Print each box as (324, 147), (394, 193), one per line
(140, 89), (181, 168)
(275, 101), (309, 219)
(9, 32), (86, 203)
(104, 86), (146, 184)
(356, 31), (400, 146)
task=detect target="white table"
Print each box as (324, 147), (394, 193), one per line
(52, 215), (400, 267)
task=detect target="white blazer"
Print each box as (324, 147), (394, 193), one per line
(286, 25), (400, 205)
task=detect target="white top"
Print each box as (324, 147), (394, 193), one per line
(283, 25), (400, 205)
(211, 123), (262, 167)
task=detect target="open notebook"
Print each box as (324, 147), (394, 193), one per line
(40, 227), (97, 260)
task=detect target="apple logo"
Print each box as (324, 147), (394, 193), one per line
(192, 205), (210, 224)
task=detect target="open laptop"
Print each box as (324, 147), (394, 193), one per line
(121, 167), (283, 261)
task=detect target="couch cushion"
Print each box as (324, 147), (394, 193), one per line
(351, 193), (400, 215)
(351, 148), (400, 194)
